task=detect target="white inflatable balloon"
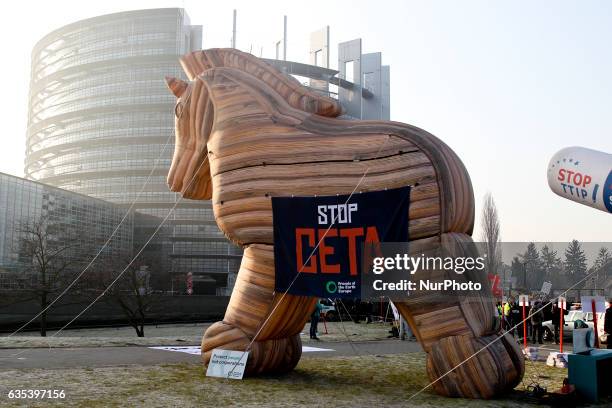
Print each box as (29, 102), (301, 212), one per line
(547, 146), (612, 214)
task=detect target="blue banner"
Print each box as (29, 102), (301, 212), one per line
(272, 186), (411, 298)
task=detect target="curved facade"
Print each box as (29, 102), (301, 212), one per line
(25, 8), (241, 291)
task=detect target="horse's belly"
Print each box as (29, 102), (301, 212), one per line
(211, 134), (442, 245)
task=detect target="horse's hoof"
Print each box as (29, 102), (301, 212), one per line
(425, 333), (525, 399)
(201, 321), (302, 375)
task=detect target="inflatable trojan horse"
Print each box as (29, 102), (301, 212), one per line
(165, 48), (524, 399)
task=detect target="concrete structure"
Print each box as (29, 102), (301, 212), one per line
(338, 38), (390, 120)
(280, 28), (390, 120)
(309, 26), (330, 68)
(25, 8), (241, 293)
(362, 52), (391, 120)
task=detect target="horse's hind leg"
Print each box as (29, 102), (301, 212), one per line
(201, 244), (317, 375)
(395, 232), (525, 399)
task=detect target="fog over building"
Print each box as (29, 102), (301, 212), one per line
(21, 8), (391, 294)
(24, 8), (241, 293)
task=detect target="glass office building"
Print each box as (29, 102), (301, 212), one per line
(0, 172), (132, 289)
(25, 8), (241, 292)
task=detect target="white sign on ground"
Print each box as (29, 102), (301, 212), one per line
(519, 295), (529, 306)
(580, 296), (606, 313)
(149, 345), (334, 355)
(541, 281), (552, 294)
(149, 346), (202, 355)
(206, 349), (249, 380)
(546, 351), (569, 368)
(301, 346), (334, 352)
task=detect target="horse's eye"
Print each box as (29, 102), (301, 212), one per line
(175, 102), (183, 117)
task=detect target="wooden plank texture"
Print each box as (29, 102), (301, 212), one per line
(165, 48), (523, 398)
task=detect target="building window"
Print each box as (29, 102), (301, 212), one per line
(314, 49), (323, 67)
(275, 41), (282, 60)
(345, 60), (354, 83)
(363, 71), (374, 91)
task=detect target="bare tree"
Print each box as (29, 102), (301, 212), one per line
(590, 247), (611, 291)
(99, 258), (157, 337)
(16, 216), (80, 336)
(480, 193), (502, 276)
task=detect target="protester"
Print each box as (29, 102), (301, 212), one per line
(386, 301), (414, 340)
(503, 299), (511, 329)
(399, 315), (416, 341)
(605, 299), (612, 350)
(551, 303), (569, 344)
(530, 301), (544, 344)
(509, 298), (522, 340)
(389, 301), (400, 338)
(310, 299), (323, 340)
(364, 299), (374, 323)
(496, 301), (503, 327)
(542, 300), (553, 323)
(351, 299), (361, 323)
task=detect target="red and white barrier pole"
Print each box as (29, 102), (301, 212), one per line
(592, 299), (600, 348)
(558, 296), (566, 353)
(522, 304), (527, 348)
(559, 304), (563, 353)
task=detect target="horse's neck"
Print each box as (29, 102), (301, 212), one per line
(200, 67), (306, 132)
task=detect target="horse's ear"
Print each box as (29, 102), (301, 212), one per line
(165, 76), (188, 98)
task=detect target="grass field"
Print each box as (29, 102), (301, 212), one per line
(1, 352), (599, 408)
(2, 321), (608, 407)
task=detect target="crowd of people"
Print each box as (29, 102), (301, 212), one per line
(497, 296), (612, 349)
(308, 297), (612, 349)
(497, 297), (566, 344)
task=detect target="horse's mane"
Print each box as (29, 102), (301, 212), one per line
(179, 48), (343, 118)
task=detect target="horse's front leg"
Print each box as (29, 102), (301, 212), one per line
(201, 244), (317, 374)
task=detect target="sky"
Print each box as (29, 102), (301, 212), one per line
(1, 0), (610, 242)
